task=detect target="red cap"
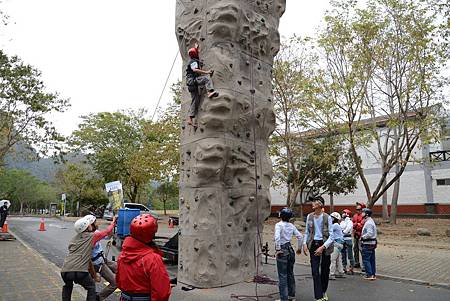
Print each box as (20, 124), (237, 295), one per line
(188, 47), (199, 59)
(356, 202), (366, 209)
(130, 214), (158, 243)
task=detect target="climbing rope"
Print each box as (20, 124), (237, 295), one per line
(151, 49), (179, 122)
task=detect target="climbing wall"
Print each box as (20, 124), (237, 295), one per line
(175, 0), (285, 288)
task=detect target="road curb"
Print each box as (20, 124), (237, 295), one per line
(9, 229), (88, 298)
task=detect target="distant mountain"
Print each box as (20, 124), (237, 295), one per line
(4, 143), (87, 183)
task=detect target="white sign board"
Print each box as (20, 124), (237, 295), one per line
(105, 181), (123, 192)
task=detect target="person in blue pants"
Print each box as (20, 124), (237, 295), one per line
(361, 208), (377, 280)
(274, 207), (303, 301)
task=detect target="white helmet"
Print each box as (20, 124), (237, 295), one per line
(74, 215), (96, 234)
(331, 212), (341, 220)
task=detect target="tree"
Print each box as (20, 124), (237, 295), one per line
(71, 104), (180, 203)
(0, 51), (69, 164)
(151, 180), (178, 215)
(316, 0), (447, 218)
(0, 168), (57, 213)
(271, 37), (357, 214)
(55, 162), (107, 215)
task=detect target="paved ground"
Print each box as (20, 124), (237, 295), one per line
(172, 259), (450, 301)
(0, 239), (84, 301)
(3, 216), (450, 301)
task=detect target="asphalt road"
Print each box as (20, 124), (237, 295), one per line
(8, 216), (178, 301)
(7, 216), (450, 301)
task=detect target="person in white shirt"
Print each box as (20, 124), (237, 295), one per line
(340, 209), (355, 274)
(361, 208), (377, 280)
(329, 212), (345, 280)
(274, 207), (303, 301)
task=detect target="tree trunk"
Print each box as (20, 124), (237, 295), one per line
(382, 178), (389, 221)
(390, 163), (401, 224)
(299, 189), (304, 220)
(329, 192), (334, 213)
(390, 124), (401, 225)
(289, 186), (300, 209)
(163, 198), (167, 216)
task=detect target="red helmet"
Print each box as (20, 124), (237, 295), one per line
(343, 209), (352, 216)
(130, 214), (158, 243)
(188, 47), (199, 59)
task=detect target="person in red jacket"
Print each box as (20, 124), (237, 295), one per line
(116, 214), (171, 301)
(352, 202), (366, 269)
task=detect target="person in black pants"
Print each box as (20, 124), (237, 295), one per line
(61, 271), (96, 301)
(0, 203), (8, 228)
(303, 198), (335, 301)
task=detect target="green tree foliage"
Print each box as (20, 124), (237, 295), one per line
(0, 168), (58, 213)
(0, 51), (69, 164)
(151, 180), (178, 214)
(70, 104), (180, 203)
(55, 163), (107, 214)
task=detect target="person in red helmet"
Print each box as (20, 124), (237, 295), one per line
(352, 202), (366, 269)
(116, 214), (171, 301)
(186, 42), (219, 127)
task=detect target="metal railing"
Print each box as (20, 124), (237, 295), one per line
(429, 150), (450, 162)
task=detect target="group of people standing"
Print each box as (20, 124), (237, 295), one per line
(274, 198), (378, 301)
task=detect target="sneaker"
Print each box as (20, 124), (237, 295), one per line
(363, 275), (375, 281)
(329, 275), (336, 280)
(323, 293), (329, 301)
(288, 297), (296, 301)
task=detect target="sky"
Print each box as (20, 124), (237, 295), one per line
(1, 0), (331, 136)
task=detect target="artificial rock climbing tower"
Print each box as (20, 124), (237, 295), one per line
(175, 0), (285, 288)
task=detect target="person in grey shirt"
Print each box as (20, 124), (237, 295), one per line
(302, 198), (335, 301)
(361, 208), (377, 280)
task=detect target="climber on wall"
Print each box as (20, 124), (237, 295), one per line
(185, 42), (219, 127)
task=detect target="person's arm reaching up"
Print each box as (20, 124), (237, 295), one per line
(92, 217), (116, 246)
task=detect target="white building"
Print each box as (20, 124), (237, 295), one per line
(270, 117), (450, 215)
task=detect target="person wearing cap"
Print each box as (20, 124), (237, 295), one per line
(361, 208), (377, 280)
(274, 207), (303, 301)
(352, 202), (365, 269)
(329, 212), (345, 280)
(302, 197), (335, 301)
(61, 215), (117, 301)
(185, 42), (219, 127)
(116, 213), (171, 301)
(340, 209), (355, 274)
